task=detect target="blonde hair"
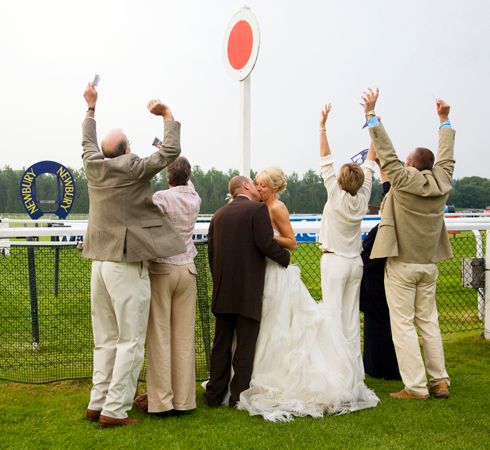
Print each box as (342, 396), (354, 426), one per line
(256, 166), (287, 194)
(338, 163), (365, 196)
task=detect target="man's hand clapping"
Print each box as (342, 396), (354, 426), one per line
(147, 99), (173, 121)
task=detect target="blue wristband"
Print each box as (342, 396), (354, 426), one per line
(367, 116), (380, 128)
(439, 120), (451, 129)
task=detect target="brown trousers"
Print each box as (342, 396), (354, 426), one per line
(146, 262), (197, 412)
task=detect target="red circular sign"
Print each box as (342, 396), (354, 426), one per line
(223, 8), (260, 80)
(227, 20), (253, 70)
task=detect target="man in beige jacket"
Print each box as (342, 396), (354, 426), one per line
(82, 82), (185, 427)
(362, 88), (455, 400)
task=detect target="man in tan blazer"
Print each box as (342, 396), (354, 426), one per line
(362, 88), (455, 400)
(82, 82), (185, 427)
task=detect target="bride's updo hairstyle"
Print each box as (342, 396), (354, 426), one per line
(256, 166), (287, 194)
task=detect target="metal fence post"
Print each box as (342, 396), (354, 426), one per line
(27, 246), (41, 350)
(54, 246), (60, 297)
(485, 231), (490, 340)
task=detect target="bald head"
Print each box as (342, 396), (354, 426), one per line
(405, 147), (435, 171)
(229, 175), (260, 201)
(101, 129), (129, 158)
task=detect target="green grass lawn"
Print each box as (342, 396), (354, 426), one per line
(1, 332), (489, 450)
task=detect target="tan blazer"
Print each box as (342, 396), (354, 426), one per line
(369, 124), (455, 264)
(81, 118), (186, 262)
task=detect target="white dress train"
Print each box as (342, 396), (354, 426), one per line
(237, 258), (379, 422)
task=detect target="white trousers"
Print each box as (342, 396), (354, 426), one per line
(320, 253), (364, 380)
(87, 260), (151, 419)
(384, 258), (449, 396)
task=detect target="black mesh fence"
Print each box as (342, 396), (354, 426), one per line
(0, 232), (485, 384)
(292, 232), (486, 333)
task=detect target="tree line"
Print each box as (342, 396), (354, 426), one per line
(0, 166), (488, 216)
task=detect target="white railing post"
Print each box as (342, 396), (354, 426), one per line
(0, 219), (10, 255)
(472, 230), (485, 320)
(485, 230), (490, 340)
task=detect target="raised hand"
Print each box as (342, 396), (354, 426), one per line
(366, 142), (377, 161)
(436, 99), (450, 122)
(320, 103), (332, 128)
(147, 99), (173, 121)
(83, 82), (97, 108)
(361, 88), (379, 114)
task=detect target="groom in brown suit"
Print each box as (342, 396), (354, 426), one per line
(204, 176), (290, 407)
(363, 88), (455, 400)
(82, 82), (186, 427)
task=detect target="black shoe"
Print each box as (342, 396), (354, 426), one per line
(149, 409), (176, 418)
(173, 409), (195, 416)
(204, 393), (224, 407)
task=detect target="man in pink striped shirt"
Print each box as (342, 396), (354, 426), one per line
(136, 156), (201, 416)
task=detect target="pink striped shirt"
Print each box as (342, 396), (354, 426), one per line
(152, 181), (201, 265)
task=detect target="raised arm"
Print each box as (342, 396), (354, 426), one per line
(84, 82), (97, 120)
(434, 99), (456, 182)
(363, 88), (409, 187)
(319, 103), (338, 194)
(81, 82), (100, 165)
(128, 99), (181, 180)
(319, 103), (332, 157)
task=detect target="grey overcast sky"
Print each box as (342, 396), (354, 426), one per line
(0, 0), (489, 178)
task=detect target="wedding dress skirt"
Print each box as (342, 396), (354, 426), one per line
(238, 259), (379, 422)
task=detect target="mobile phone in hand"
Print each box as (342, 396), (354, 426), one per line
(152, 137), (163, 147)
(93, 74), (100, 87)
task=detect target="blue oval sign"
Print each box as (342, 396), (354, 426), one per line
(19, 161), (76, 219)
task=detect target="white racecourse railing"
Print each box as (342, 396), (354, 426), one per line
(0, 216), (489, 340)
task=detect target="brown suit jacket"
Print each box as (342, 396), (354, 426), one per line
(208, 196), (290, 321)
(369, 124), (455, 263)
(81, 118), (186, 262)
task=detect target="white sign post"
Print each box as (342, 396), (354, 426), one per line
(224, 7), (260, 177)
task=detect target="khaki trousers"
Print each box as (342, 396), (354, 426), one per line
(146, 262), (197, 412)
(88, 260), (150, 419)
(385, 258), (449, 396)
(321, 253), (364, 381)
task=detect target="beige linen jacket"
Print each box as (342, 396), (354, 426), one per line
(81, 118), (186, 262)
(369, 124), (456, 263)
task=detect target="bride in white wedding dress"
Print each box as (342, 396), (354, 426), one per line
(237, 167), (379, 422)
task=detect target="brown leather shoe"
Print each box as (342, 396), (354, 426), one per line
(429, 382), (449, 398)
(133, 392), (149, 412)
(98, 415), (142, 428)
(390, 389), (429, 400)
(85, 409), (101, 422)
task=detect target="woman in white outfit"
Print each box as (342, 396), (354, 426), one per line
(238, 163), (378, 422)
(318, 103), (377, 382)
